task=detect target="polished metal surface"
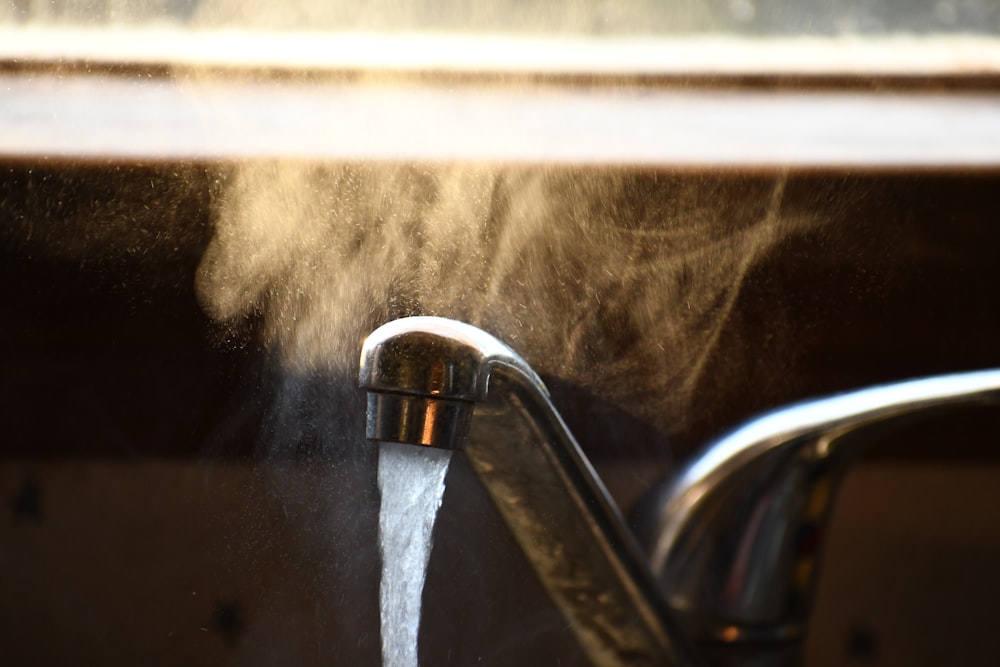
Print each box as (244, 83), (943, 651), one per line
(359, 316), (697, 667)
(359, 316), (543, 403)
(359, 316), (543, 450)
(639, 368), (1000, 649)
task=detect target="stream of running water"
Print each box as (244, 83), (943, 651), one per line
(377, 441), (452, 667)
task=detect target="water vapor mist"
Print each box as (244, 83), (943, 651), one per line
(197, 162), (797, 446)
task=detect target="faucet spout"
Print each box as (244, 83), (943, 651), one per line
(359, 316), (542, 450)
(360, 316), (696, 667)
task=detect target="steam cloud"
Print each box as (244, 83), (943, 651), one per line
(196, 162), (799, 448)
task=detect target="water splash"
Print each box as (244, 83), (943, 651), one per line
(377, 441), (452, 667)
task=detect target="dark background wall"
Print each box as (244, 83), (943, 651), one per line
(3, 162), (1000, 665)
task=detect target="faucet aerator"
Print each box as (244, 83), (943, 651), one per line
(365, 391), (473, 450)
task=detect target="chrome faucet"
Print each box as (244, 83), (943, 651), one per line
(637, 368), (1000, 654)
(359, 316), (698, 667)
(359, 316), (1000, 666)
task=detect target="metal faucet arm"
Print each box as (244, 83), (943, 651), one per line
(642, 369), (1000, 647)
